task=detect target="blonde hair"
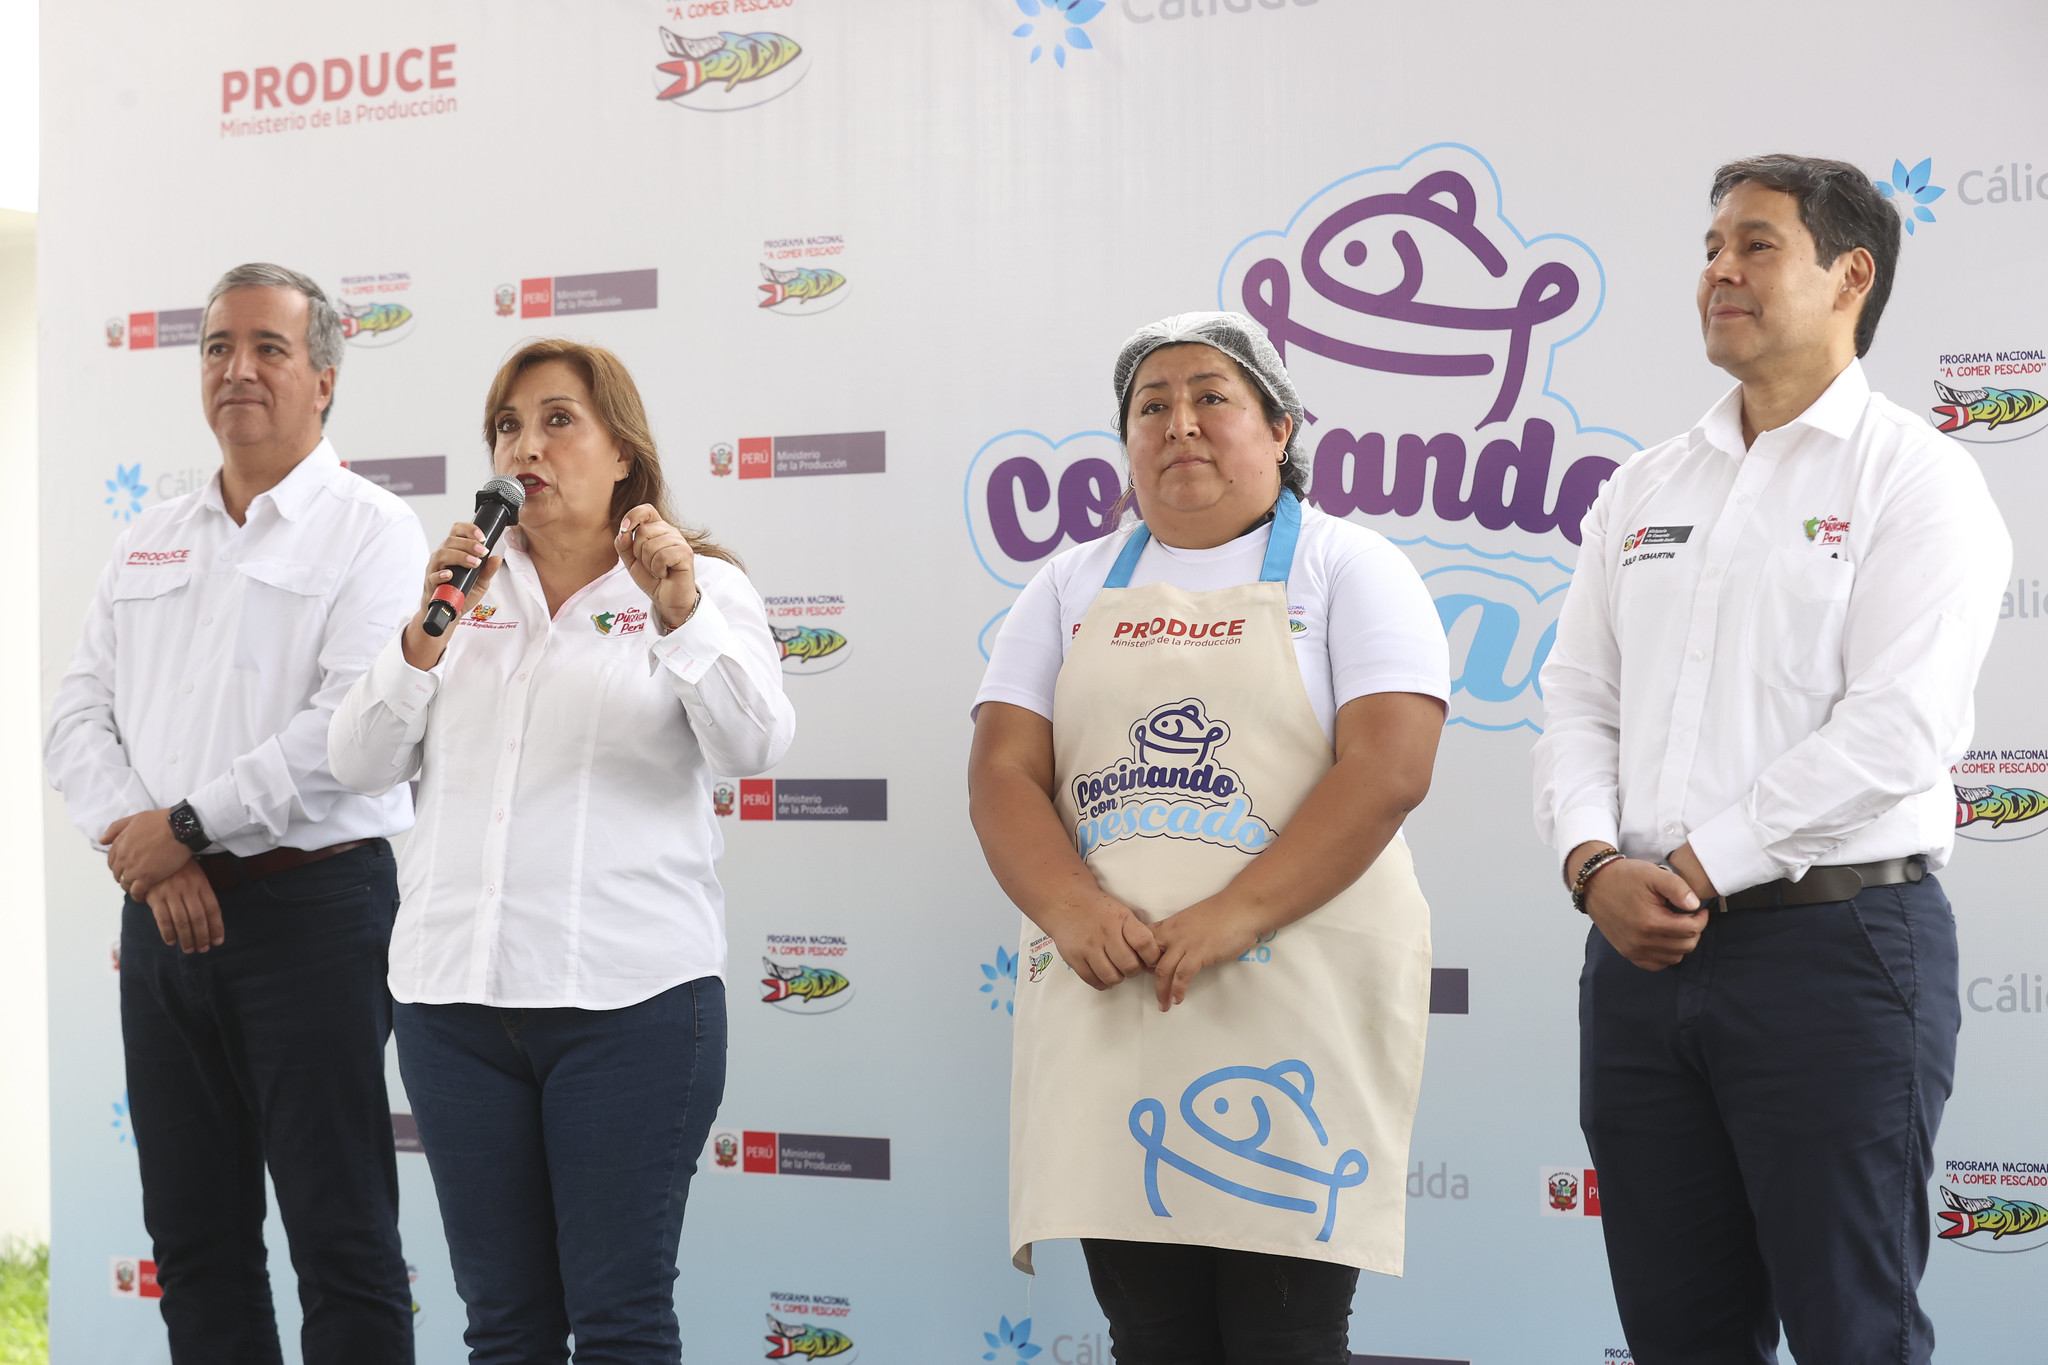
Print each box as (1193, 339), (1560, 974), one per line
(482, 338), (740, 568)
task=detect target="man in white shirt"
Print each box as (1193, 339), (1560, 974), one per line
(1533, 157), (2009, 1363)
(47, 263), (426, 1364)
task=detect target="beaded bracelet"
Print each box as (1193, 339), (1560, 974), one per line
(1570, 848), (1625, 915)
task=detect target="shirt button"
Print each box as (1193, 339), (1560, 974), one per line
(1664, 823), (1678, 835)
(1738, 494), (1752, 504)
(1705, 567), (1720, 579)
(495, 810), (505, 823)
(507, 740), (517, 752)
(485, 884), (496, 898)
(1692, 649), (1705, 661)
(516, 672), (528, 683)
(166, 753), (178, 764)
(200, 614), (213, 626)
(182, 682), (193, 693)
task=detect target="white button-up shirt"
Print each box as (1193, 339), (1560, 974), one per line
(328, 536), (795, 1009)
(47, 441), (427, 856)
(1533, 362), (2011, 895)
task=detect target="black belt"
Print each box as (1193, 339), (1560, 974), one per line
(196, 840), (369, 894)
(1703, 856), (1926, 914)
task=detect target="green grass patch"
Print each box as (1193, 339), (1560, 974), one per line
(0, 1239), (48, 1365)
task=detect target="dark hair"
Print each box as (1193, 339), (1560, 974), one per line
(1709, 154), (1901, 357)
(482, 338), (741, 568)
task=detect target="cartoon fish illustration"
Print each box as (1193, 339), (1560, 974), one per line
(1938, 1184), (2048, 1241)
(761, 958), (850, 1005)
(341, 302), (412, 338)
(764, 1314), (853, 1360)
(759, 264), (846, 309)
(1028, 949), (1054, 983)
(772, 625), (848, 663)
(1932, 381), (2048, 433)
(656, 30), (802, 100)
(1954, 784), (2048, 829)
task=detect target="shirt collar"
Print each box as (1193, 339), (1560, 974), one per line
(251, 439), (344, 523)
(1693, 359), (1870, 457)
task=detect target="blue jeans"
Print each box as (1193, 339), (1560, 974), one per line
(394, 977), (727, 1365)
(1581, 876), (1960, 1364)
(119, 840), (412, 1365)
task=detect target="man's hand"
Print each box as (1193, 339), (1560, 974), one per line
(1149, 896), (1264, 1011)
(1037, 893), (1160, 991)
(1584, 858), (1705, 970)
(105, 808), (192, 902)
(144, 861), (224, 954)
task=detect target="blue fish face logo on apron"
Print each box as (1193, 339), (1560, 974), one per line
(1070, 698), (1274, 857)
(1129, 1060), (1369, 1242)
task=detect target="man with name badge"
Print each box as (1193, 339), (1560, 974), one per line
(1533, 157), (2010, 1363)
(47, 263), (426, 1363)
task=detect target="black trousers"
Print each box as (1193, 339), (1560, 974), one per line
(1080, 1238), (1358, 1365)
(119, 841), (413, 1365)
(1581, 875), (1959, 1365)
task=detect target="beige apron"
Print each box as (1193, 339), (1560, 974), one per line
(1008, 492), (1432, 1275)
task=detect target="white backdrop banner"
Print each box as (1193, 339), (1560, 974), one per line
(38, 2), (2048, 1361)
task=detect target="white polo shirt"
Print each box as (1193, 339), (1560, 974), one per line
(46, 440), (426, 856)
(1532, 361), (2011, 895)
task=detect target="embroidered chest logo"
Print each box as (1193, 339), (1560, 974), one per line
(125, 549), (190, 566)
(592, 606), (648, 636)
(460, 604), (518, 630)
(1070, 698), (1275, 857)
(1110, 615), (1247, 647)
(1803, 515), (1850, 546)
(1619, 525), (1691, 566)
(1129, 1060), (1369, 1244)
(1025, 933), (1056, 984)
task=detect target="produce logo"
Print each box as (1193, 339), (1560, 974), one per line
(1128, 1059), (1368, 1242)
(110, 1257), (161, 1299)
(653, 18), (810, 110)
(1548, 1171), (1578, 1212)
(711, 442), (735, 477)
(105, 318), (124, 347)
(1938, 1159), (2048, 1253)
(761, 933), (855, 1014)
(714, 1132), (740, 1167)
(493, 283), (516, 317)
(713, 780), (737, 817)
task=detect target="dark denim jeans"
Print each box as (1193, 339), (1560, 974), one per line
(1080, 1238), (1359, 1364)
(119, 840), (412, 1365)
(394, 977), (727, 1365)
(1581, 875), (1960, 1365)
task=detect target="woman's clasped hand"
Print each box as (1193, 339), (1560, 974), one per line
(1041, 889), (1267, 1009)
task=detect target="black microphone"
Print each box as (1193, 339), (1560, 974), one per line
(422, 475), (526, 637)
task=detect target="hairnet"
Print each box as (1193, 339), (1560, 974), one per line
(1111, 311), (1306, 468)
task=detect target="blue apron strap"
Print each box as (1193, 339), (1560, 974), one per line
(1102, 524), (1152, 590)
(1101, 491), (1302, 592)
(1258, 489), (1302, 584)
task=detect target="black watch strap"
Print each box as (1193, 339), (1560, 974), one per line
(168, 800), (209, 853)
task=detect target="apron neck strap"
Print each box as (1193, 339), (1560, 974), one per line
(1101, 489), (1303, 591)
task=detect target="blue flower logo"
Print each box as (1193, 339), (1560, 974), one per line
(980, 946), (1018, 1016)
(1877, 158), (1945, 235)
(983, 1315), (1043, 1363)
(111, 1091), (134, 1146)
(105, 463), (149, 521)
(1013, 0), (1103, 67)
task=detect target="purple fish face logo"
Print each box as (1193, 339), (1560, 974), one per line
(1212, 145), (1638, 735)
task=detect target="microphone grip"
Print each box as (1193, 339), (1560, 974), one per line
(419, 495), (517, 638)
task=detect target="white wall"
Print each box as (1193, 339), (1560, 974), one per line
(0, 205), (46, 1245)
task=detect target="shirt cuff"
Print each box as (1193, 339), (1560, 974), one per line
(1551, 806), (1621, 879)
(1686, 804), (1781, 898)
(648, 592), (736, 685)
(371, 631), (443, 719)
(184, 773), (245, 848)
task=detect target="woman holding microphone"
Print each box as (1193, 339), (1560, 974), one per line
(330, 339), (794, 1364)
(969, 313), (1448, 1363)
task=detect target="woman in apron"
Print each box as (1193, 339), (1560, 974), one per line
(969, 312), (1449, 1363)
